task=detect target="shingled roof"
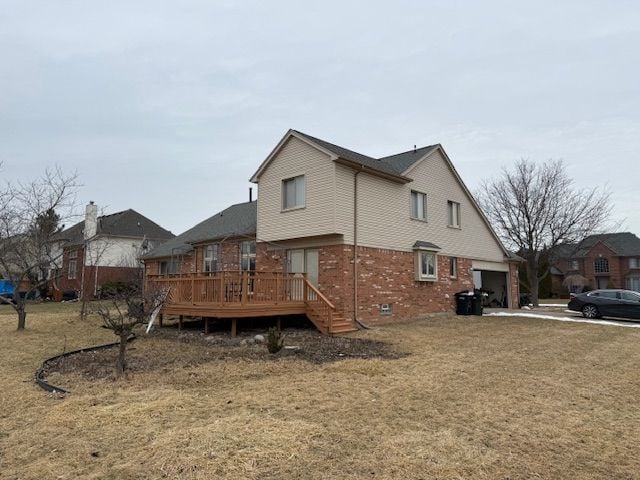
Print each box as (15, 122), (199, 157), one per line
(142, 201), (257, 260)
(574, 232), (640, 257)
(55, 209), (174, 247)
(293, 130), (439, 178)
(251, 129), (439, 183)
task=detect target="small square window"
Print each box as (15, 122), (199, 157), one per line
(282, 175), (305, 210)
(410, 191), (427, 220)
(447, 201), (461, 228)
(569, 260), (579, 271)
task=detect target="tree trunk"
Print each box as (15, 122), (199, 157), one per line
(116, 331), (128, 377)
(15, 295), (27, 330)
(526, 260), (540, 307)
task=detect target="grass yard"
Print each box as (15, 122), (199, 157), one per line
(1, 303), (639, 479)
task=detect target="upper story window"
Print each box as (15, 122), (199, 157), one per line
(447, 201), (461, 228)
(282, 175), (305, 210)
(594, 257), (609, 273)
(629, 258), (640, 269)
(241, 241), (256, 271)
(569, 260), (579, 271)
(410, 191), (427, 220)
(203, 244), (219, 273)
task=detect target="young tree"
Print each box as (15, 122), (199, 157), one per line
(0, 167), (79, 329)
(477, 159), (612, 306)
(92, 269), (166, 377)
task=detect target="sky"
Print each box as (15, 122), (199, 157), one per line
(1, 1), (638, 235)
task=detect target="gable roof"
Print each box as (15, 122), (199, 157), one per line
(55, 209), (174, 247)
(574, 232), (640, 257)
(250, 129), (415, 183)
(377, 145), (439, 175)
(142, 201), (257, 260)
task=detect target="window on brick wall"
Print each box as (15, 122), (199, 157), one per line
(449, 257), (457, 278)
(160, 260), (181, 275)
(241, 241), (256, 271)
(629, 258), (640, 269)
(416, 250), (437, 281)
(282, 175), (305, 210)
(67, 249), (78, 279)
(203, 244), (219, 273)
(410, 190), (427, 220)
(569, 259), (579, 271)
(594, 257), (609, 273)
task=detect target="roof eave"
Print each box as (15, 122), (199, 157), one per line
(333, 158), (412, 184)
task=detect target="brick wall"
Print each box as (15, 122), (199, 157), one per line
(310, 244), (479, 324)
(581, 242), (621, 288)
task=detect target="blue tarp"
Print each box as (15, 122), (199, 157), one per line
(0, 280), (15, 297)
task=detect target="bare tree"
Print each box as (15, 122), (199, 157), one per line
(0, 167), (79, 329)
(477, 159), (612, 306)
(91, 269), (166, 377)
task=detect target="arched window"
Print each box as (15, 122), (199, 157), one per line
(594, 257), (609, 273)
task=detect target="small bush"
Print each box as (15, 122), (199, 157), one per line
(267, 327), (284, 354)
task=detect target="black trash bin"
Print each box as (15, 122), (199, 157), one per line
(471, 292), (484, 316)
(455, 291), (473, 315)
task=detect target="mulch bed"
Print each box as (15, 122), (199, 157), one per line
(43, 327), (406, 381)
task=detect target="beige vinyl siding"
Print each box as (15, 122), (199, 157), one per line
(256, 137), (337, 242)
(339, 149), (505, 262)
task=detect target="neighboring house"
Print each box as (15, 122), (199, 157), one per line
(552, 232), (640, 293)
(144, 129), (519, 334)
(52, 202), (174, 299)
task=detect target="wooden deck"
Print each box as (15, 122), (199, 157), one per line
(146, 271), (357, 335)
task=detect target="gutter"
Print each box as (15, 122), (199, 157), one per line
(353, 167), (370, 330)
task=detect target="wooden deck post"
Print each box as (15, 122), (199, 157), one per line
(159, 313), (163, 328)
(178, 315), (183, 331)
(241, 272), (248, 305)
(275, 273), (280, 304)
(276, 316), (282, 331)
(204, 317), (209, 335)
(231, 318), (237, 337)
(191, 276), (195, 305)
(219, 271), (225, 306)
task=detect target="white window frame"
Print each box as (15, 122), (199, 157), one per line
(416, 249), (438, 281)
(594, 257), (609, 273)
(447, 201), (461, 228)
(449, 257), (457, 278)
(629, 258), (639, 269)
(410, 190), (427, 221)
(203, 244), (219, 273)
(282, 175), (305, 210)
(569, 259), (579, 271)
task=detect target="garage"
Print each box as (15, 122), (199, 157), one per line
(472, 260), (511, 308)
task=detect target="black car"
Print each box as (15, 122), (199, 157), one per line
(568, 289), (640, 320)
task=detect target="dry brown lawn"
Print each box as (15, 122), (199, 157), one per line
(1, 302), (639, 479)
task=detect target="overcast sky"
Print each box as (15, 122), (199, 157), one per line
(1, 1), (638, 236)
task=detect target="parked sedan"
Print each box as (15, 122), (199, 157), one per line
(568, 289), (640, 320)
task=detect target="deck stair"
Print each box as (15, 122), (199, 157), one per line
(303, 279), (357, 335)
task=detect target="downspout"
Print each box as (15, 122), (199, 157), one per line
(354, 166), (370, 329)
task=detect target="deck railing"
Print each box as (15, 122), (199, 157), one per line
(146, 271), (308, 307)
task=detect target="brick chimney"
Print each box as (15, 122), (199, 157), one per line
(84, 201), (98, 240)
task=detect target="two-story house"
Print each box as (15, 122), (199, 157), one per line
(144, 130), (519, 335)
(552, 232), (640, 293)
(52, 202), (175, 300)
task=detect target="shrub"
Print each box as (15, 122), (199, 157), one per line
(266, 327), (284, 354)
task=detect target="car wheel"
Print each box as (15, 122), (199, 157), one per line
(582, 304), (600, 319)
